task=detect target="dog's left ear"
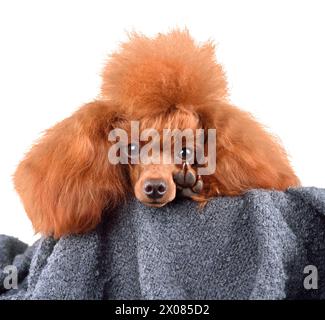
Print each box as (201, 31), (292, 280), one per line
(197, 102), (300, 196)
(14, 101), (130, 238)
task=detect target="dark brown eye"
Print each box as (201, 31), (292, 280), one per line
(179, 147), (193, 160)
(127, 143), (139, 159)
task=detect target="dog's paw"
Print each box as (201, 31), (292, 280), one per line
(173, 163), (203, 198)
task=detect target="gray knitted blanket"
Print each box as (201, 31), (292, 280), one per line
(1, 187), (325, 300)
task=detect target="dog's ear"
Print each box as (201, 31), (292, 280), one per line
(198, 102), (300, 196)
(14, 101), (130, 238)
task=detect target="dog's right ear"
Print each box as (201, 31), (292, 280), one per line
(14, 101), (130, 238)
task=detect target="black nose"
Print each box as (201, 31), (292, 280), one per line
(143, 180), (167, 199)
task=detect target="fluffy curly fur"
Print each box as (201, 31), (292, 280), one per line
(14, 30), (300, 238)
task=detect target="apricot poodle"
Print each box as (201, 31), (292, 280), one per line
(14, 30), (300, 238)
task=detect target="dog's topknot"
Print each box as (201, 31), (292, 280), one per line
(101, 30), (228, 113)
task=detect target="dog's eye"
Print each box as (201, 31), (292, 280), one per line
(179, 147), (193, 161)
(127, 143), (139, 158)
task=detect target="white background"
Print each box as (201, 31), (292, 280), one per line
(0, 0), (324, 244)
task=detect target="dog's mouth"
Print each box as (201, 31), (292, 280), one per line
(142, 201), (168, 208)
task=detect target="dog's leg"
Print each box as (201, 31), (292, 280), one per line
(173, 163), (203, 198)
